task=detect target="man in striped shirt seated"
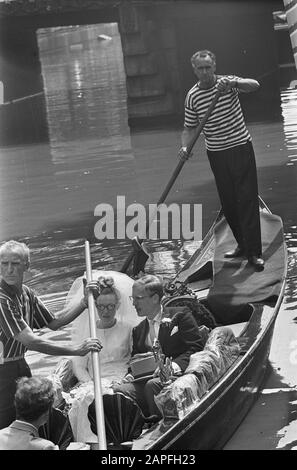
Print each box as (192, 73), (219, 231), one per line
(0, 240), (101, 430)
(179, 49), (264, 271)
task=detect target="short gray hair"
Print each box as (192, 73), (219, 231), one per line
(0, 240), (30, 265)
(191, 49), (216, 66)
(15, 376), (55, 422)
(134, 274), (164, 301)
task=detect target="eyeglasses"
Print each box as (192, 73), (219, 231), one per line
(96, 304), (116, 311)
(129, 294), (154, 302)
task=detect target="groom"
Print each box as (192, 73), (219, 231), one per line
(112, 274), (204, 418)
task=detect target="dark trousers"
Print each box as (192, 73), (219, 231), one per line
(0, 359), (31, 429)
(113, 378), (163, 418)
(39, 407), (74, 450)
(207, 141), (262, 257)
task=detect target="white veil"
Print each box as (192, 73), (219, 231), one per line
(66, 270), (140, 344)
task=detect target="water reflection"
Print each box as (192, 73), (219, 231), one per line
(279, 88), (297, 257)
(280, 87), (297, 164)
(38, 23), (129, 145)
(37, 23), (138, 210)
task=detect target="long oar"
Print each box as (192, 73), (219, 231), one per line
(84, 240), (107, 450)
(120, 91), (221, 273)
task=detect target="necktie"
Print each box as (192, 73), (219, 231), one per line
(149, 320), (156, 344)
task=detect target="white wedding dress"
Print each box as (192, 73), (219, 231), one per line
(65, 270), (140, 443)
(73, 321), (132, 385)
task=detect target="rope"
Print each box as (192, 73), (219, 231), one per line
(0, 91), (44, 107)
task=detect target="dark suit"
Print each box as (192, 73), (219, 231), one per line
(113, 307), (203, 416)
(131, 307), (203, 371)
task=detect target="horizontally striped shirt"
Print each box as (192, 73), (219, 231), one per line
(184, 75), (251, 151)
(0, 279), (55, 364)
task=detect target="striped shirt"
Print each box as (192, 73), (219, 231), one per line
(0, 279), (55, 364)
(184, 75), (251, 151)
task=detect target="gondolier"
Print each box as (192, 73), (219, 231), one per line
(179, 49), (264, 271)
(0, 240), (101, 430)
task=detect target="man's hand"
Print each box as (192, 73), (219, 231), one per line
(81, 278), (100, 308)
(133, 271), (145, 280)
(217, 77), (237, 94)
(121, 373), (134, 383)
(171, 361), (182, 376)
(178, 146), (193, 161)
(152, 366), (160, 378)
(158, 358), (176, 384)
(76, 338), (102, 356)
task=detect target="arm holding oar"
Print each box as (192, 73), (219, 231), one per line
(179, 90), (221, 161)
(84, 240), (107, 450)
(0, 240), (102, 432)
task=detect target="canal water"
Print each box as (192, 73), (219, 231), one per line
(0, 23), (297, 448)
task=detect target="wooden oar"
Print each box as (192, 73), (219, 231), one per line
(120, 91), (221, 273)
(84, 240), (107, 450)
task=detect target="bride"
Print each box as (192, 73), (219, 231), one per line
(65, 270), (140, 444)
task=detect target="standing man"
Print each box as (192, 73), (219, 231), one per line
(179, 50), (264, 271)
(111, 274), (204, 418)
(0, 240), (101, 429)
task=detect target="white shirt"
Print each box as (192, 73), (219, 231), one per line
(148, 310), (163, 341)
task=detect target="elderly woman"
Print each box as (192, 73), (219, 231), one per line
(65, 271), (139, 444)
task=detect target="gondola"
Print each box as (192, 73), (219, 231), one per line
(131, 196), (287, 450)
(37, 196), (286, 450)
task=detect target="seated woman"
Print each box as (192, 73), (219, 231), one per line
(64, 271), (140, 444)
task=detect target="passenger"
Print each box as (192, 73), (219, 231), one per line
(0, 240), (101, 430)
(111, 274), (204, 419)
(0, 376), (59, 450)
(65, 272), (139, 444)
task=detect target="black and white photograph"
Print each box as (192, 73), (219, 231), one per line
(0, 0), (296, 455)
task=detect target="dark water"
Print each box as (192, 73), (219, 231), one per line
(0, 24), (297, 387)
